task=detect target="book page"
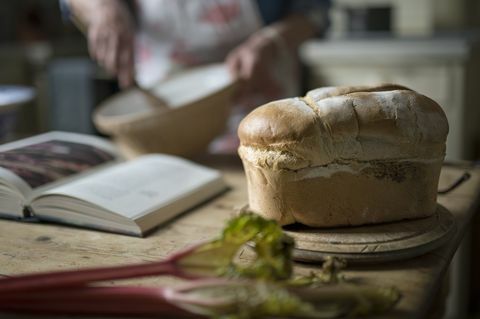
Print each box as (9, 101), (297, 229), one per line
(0, 167), (31, 197)
(0, 132), (119, 197)
(36, 154), (224, 220)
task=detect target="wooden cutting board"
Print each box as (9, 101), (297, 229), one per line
(283, 204), (455, 264)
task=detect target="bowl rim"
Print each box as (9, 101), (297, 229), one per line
(94, 83), (237, 133)
(93, 64), (238, 129)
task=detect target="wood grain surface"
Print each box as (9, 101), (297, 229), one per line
(285, 204), (456, 263)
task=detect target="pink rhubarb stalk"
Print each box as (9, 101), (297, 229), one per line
(0, 286), (195, 317)
(0, 241), (205, 293)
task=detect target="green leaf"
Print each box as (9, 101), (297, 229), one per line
(171, 280), (323, 319)
(176, 212), (294, 281)
(290, 257), (347, 287)
(174, 212), (401, 318)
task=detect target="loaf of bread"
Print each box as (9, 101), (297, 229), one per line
(237, 84), (449, 227)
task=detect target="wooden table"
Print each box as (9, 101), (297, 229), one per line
(1, 157), (479, 319)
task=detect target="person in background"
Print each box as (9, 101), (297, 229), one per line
(62, 0), (330, 153)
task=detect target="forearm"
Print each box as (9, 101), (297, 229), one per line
(261, 14), (317, 53)
(66, 0), (135, 88)
(66, 0), (131, 29)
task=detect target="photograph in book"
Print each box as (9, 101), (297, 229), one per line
(0, 140), (115, 188)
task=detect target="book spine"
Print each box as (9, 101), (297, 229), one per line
(22, 206), (38, 221)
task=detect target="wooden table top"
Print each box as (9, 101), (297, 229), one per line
(1, 157), (479, 319)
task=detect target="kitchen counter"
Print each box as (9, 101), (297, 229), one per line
(0, 157), (479, 319)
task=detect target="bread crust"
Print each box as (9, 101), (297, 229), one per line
(238, 84), (449, 169)
(238, 84), (449, 227)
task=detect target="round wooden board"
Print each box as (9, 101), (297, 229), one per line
(282, 204), (456, 264)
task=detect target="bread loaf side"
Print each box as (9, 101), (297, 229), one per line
(238, 84), (449, 227)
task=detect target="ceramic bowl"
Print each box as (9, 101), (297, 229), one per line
(94, 64), (236, 158)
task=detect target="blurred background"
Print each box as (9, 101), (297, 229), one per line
(0, 0), (479, 318)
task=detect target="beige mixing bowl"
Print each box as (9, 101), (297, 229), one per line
(93, 64), (236, 158)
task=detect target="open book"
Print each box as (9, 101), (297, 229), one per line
(0, 132), (227, 236)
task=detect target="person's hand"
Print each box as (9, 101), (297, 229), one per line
(86, 1), (135, 88)
(226, 30), (282, 99)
